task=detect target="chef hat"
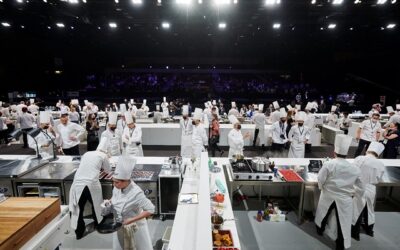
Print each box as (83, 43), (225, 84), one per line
(60, 110), (69, 116)
(125, 111), (134, 124)
(228, 115), (239, 125)
(231, 102), (236, 108)
(286, 105), (293, 111)
(396, 104), (400, 110)
(253, 104), (258, 110)
(305, 102), (313, 111)
(182, 105), (189, 115)
(258, 104), (264, 112)
(39, 111), (51, 124)
(120, 104), (127, 113)
(97, 137), (109, 153)
(30, 98), (35, 104)
(372, 111), (380, 116)
(156, 105), (160, 111)
(273, 101), (280, 109)
(204, 102), (209, 108)
(386, 106), (395, 114)
(130, 99), (134, 104)
(163, 97), (166, 102)
(108, 112), (118, 125)
(193, 108), (203, 120)
(279, 108), (287, 118)
(295, 104), (301, 111)
(72, 99), (79, 105)
(143, 99), (147, 105)
(207, 101), (212, 107)
(334, 134), (353, 156)
(367, 142), (385, 156)
(331, 105), (337, 112)
(113, 156), (136, 180)
(312, 101), (318, 108)
(84, 100), (89, 105)
(212, 100), (217, 106)
(295, 111), (306, 121)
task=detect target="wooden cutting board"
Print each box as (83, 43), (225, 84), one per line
(0, 197), (61, 250)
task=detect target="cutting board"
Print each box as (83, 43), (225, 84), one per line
(0, 197), (61, 250)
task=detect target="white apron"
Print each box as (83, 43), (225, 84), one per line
(257, 127), (266, 146)
(69, 179), (103, 230)
(125, 144), (144, 157)
(192, 145), (205, 159)
(113, 218), (152, 250)
(181, 134), (192, 158)
(110, 135), (122, 156)
(288, 140), (305, 158)
(315, 190), (353, 249)
(352, 184), (376, 225)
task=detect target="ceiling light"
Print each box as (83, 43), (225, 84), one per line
(391, 0), (396, 3)
(176, 0), (192, 4)
(218, 22), (227, 29)
(68, 0), (79, 4)
(166, 66), (169, 69)
(131, 0), (142, 4)
(214, 0), (231, 5)
(47, 26), (51, 29)
(21, 25), (25, 28)
(71, 26), (74, 29)
(311, 0), (316, 4)
(273, 23), (281, 29)
(1, 22), (11, 27)
(233, 0), (238, 4)
(115, 0), (119, 3)
(328, 23), (336, 29)
(354, 0), (361, 4)
(349, 27), (354, 30)
(16, 0), (23, 3)
(265, 0), (281, 5)
(320, 27), (324, 30)
(332, 0), (343, 4)
(55, 70), (62, 74)
(198, 0), (202, 3)
(386, 23), (396, 29)
(109, 22), (117, 28)
(97, 26), (101, 30)
(56, 23), (65, 28)
(377, 0), (387, 4)
(82, 0), (86, 2)
(162, 22), (170, 29)
(43, 0), (47, 2)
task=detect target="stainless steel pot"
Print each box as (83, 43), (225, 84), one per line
(251, 157), (270, 172)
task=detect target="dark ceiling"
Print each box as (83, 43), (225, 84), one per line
(0, 0), (399, 91)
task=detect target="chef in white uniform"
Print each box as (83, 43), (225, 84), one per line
(315, 134), (364, 250)
(227, 115), (250, 158)
(28, 111), (58, 158)
(228, 102), (240, 117)
(69, 138), (111, 239)
(191, 108), (208, 159)
(327, 105), (339, 127)
(180, 105), (193, 158)
(116, 113), (127, 137)
(383, 106), (400, 128)
(129, 99), (138, 116)
(269, 101), (281, 124)
(106, 156), (155, 250)
(354, 112), (381, 157)
(122, 112), (143, 157)
(288, 111), (310, 158)
(304, 103), (316, 153)
(271, 108), (288, 154)
(351, 142), (385, 240)
(252, 104), (266, 148)
(161, 97), (169, 118)
(101, 112), (123, 156)
(153, 105), (163, 123)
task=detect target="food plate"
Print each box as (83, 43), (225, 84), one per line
(212, 229), (234, 247)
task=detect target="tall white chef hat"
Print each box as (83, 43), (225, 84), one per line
(84, 100), (89, 105)
(231, 102), (236, 108)
(386, 106), (395, 114)
(253, 104), (259, 110)
(143, 99), (147, 105)
(29, 98), (35, 104)
(97, 137), (109, 153)
(182, 105), (189, 115)
(228, 115), (240, 125)
(279, 108), (287, 118)
(124, 111), (134, 124)
(258, 104), (264, 112)
(273, 101), (280, 109)
(60, 110), (69, 116)
(39, 111), (51, 124)
(334, 134), (353, 156)
(295, 104), (301, 111)
(130, 99), (134, 104)
(294, 111), (306, 121)
(305, 102), (313, 111)
(207, 101), (212, 107)
(113, 156), (136, 180)
(193, 108), (203, 120)
(204, 102), (209, 108)
(367, 142), (385, 156)
(396, 104), (400, 110)
(163, 97), (166, 102)
(71, 99), (79, 105)
(286, 105), (293, 111)
(212, 100), (217, 106)
(108, 112), (118, 125)
(331, 105), (337, 112)
(156, 105), (160, 111)
(120, 104), (127, 113)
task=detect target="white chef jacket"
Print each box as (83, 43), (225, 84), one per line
(304, 113), (315, 129)
(28, 129), (58, 158)
(122, 125), (143, 157)
(69, 111), (80, 123)
(180, 118), (193, 158)
(27, 104), (39, 115)
(57, 122), (85, 149)
(228, 129), (244, 158)
(17, 112), (36, 129)
(359, 119), (381, 142)
(339, 117), (352, 130)
(191, 123), (208, 158)
(117, 119), (127, 136)
(252, 112), (266, 129)
(326, 113), (338, 127)
(269, 110), (280, 124)
(271, 121), (288, 144)
(101, 129), (123, 156)
(384, 114), (400, 128)
(228, 108), (240, 117)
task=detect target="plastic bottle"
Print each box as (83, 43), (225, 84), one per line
(257, 210), (263, 222)
(208, 158), (213, 171)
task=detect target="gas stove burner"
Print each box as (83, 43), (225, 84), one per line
(229, 158), (274, 181)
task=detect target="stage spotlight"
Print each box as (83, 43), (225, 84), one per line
(109, 22), (117, 28)
(162, 22), (170, 29)
(68, 0), (79, 4)
(328, 23), (336, 29)
(131, 0), (142, 4)
(386, 23), (396, 29)
(218, 22), (227, 29)
(233, 0), (238, 4)
(82, 0), (86, 3)
(198, 0), (202, 3)
(214, 0), (231, 5)
(176, 0), (192, 4)
(16, 0), (23, 3)
(391, 0), (396, 3)
(1, 22), (11, 27)
(265, 0), (280, 6)
(273, 23), (281, 29)
(311, 0), (316, 4)
(332, 0), (343, 4)
(377, 0), (387, 4)
(56, 23), (65, 28)
(115, 0), (119, 3)
(354, 0), (361, 4)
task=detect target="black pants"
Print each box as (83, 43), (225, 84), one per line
(305, 143), (312, 153)
(253, 129), (265, 147)
(22, 128), (33, 148)
(210, 135), (222, 157)
(272, 142), (285, 151)
(63, 144), (80, 156)
(87, 134), (99, 151)
(316, 202), (344, 250)
(354, 139), (371, 158)
(75, 186), (98, 239)
(352, 204), (374, 237)
(340, 129), (349, 135)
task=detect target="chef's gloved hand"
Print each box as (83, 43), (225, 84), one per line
(101, 199), (112, 216)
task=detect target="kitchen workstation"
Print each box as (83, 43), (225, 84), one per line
(1, 152), (400, 250)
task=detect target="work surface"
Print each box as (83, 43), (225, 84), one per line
(0, 197), (61, 250)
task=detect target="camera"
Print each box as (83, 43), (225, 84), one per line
(280, 134), (285, 139)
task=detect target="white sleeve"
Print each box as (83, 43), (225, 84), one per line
(129, 127), (142, 144)
(317, 164), (329, 190)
